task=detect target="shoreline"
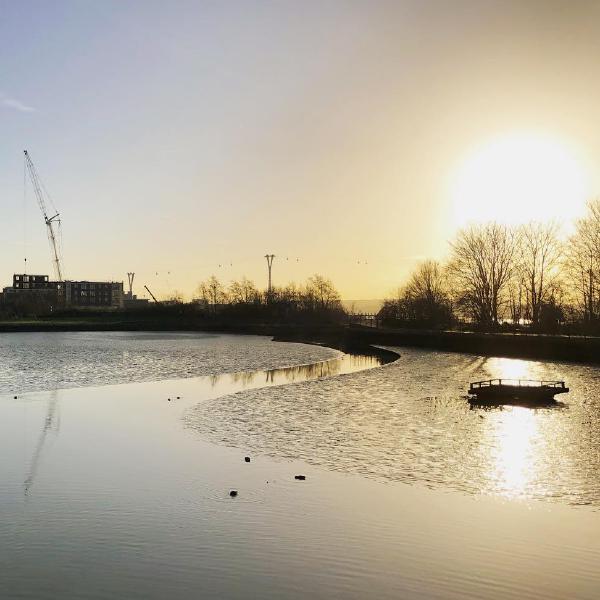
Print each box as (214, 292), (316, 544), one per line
(2, 317), (600, 364)
(2, 332), (397, 398)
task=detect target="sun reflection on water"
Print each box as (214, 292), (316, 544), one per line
(483, 356), (536, 381)
(479, 357), (553, 499)
(487, 407), (541, 499)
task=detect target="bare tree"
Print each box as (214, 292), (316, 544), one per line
(565, 200), (600, 323)
(196, 275), (227, 311)
(196, 281), (210, 306)
(207, 275), (227, 306)
(305, 275), (342, 310)
(507, 271), (526, 326)
(400, 260), (453, 326)
(404, 260), (447, 305)
(275, 282), (301, 304)
(229, 277), (259, 304)
(518, 222), (563, 327)
(447, 223), (517, 327)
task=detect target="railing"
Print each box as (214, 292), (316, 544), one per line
(469, 379), (566, 390)
(348, 313), (380, 328)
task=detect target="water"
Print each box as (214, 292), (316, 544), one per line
(188, 348), (600, 506)
(0, 331), (339, 393)
(1, 332), (600, 599)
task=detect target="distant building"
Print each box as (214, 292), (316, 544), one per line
(3, 274), (57, 310)
(3, 274), (124, 309)
(57, 280), (124, 309)
(12, 274), (52, 290)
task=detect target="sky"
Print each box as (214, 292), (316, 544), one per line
(2, 0), (600, 300)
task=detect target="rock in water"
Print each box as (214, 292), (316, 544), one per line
(229, 490), (238, 497)
(244, 456), (251, 463)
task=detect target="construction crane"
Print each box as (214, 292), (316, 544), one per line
(144, 285), (159, 303)
(23, 150), (64, 281)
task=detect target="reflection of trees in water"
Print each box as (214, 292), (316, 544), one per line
(208, 353), (382, 389)
(219, 360), (344, 387)
(269, 360), (342, 382)
(229, 371), (259, 386)
(262, 354), (381, 384)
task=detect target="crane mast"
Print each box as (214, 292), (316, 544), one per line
(23, 150), (64, 281)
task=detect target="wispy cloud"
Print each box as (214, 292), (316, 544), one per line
(0, 91), (35, 112)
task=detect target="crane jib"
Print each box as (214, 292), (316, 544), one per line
(23, 150), (65, 282)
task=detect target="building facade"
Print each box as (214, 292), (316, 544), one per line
(57, 280), (124, 308)
(12, 274), (52, 290)
(4, 275), (124, 309)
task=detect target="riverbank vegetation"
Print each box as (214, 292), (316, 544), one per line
(0, 274), (347, 326)
(192, 273), (344, 324)
(380, 200), (600, 334)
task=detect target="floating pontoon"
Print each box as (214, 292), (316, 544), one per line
(468, 379), (569, 405)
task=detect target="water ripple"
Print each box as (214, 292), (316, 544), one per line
(0, 331), (339, 394)
(188, 347), (600, 506)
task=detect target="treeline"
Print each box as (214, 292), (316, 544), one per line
(380, 199), (600, 333)
(192, 273), (345, 323)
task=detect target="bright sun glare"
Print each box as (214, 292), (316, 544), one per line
(450, 132), (590, 228)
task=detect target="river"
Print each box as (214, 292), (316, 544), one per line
(0, 332), (598, 599)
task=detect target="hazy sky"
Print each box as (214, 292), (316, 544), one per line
(2, 0), (600, 299)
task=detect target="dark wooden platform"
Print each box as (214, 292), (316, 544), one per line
(468, 379), (569, 405)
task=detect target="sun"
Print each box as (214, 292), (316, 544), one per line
(449, 132), (590, 228)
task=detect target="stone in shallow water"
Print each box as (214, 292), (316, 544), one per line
(244, 456), (251, 462)
(229, 490), (238, 497)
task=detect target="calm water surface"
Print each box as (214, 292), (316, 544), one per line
(1, 332), (599, 600)
(189, 348), (600, 506)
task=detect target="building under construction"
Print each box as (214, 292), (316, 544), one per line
(0, 151), (124, 311)
(3, 274), (124, 309)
